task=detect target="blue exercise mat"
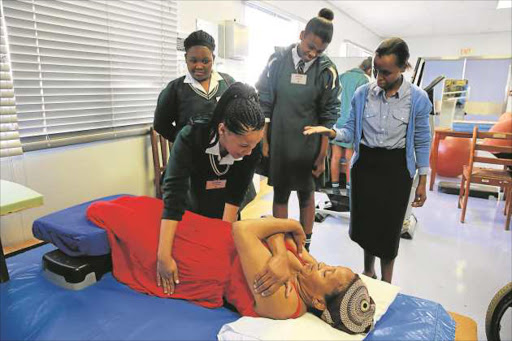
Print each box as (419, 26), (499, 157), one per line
(32, 195), (126, 256)
(0, 244), (240, 341)
(1, 244), (455, 341)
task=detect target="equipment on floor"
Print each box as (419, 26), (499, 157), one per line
(438, 181), (500, 199)
(314, 187), (350, 222)
(42, 249), (112, 290)
(435, 136), (472, 177)
(485, 281), (512, 341)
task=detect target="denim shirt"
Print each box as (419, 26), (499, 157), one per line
(333, 82), (432, 178)
(361, 80), (412, 149)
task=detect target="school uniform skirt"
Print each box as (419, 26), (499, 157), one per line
(349, 144), (413, 259)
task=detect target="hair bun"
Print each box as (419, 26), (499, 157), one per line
(318, 8), (334, 21)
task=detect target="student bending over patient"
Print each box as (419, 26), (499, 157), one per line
(87, 196), (376, 334)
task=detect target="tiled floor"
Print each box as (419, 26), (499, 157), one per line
(247, 176), (512, 341)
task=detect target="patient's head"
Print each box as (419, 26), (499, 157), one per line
(299, 264), (376, 334)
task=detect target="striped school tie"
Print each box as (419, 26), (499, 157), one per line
(297, 59), (305, 74)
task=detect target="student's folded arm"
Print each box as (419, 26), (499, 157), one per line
(154, 82), (179, 142)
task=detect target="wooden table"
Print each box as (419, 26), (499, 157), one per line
(429, 128), (473, 191)
(0, 180), (43, 282)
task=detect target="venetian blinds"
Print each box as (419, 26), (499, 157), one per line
(2, 0), (178, 151)
(1, 8), (23, 157)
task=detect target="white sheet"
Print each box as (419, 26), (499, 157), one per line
(217, 274), (400, 341)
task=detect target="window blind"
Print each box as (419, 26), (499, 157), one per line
(1, 7), (23, 157)
(2, 0), (177, 151)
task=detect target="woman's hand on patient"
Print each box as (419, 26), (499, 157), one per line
(253, 253), (293, 298)
(157, 254), (179, 295)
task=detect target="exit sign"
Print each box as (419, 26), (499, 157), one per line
(460, 48), (473, 56)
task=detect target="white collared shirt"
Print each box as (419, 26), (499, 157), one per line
(205, 140), (243, 165)
(292, 45), (317, 74)
(184, 69), (222, 100)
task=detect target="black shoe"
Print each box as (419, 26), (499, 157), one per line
(314, 212), (327, 223)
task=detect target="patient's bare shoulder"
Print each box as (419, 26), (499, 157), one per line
(254, 280), (306, 320)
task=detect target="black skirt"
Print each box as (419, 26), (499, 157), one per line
(349, 144), (413, 259)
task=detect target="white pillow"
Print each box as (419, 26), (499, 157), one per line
(217, 274), (399, 341)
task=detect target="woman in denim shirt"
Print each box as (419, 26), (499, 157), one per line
(304, 38), (432, 284)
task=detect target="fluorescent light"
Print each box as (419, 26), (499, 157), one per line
(497, 0), (512, 9)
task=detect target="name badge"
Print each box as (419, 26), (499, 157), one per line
(206, 179), (227, 190)
(291, 73), (307, 85)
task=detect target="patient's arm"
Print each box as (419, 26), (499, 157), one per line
(254, 232), (319, 297)
(253, 233), (292, 297)
(283, 234), (318, 264)
(232, 218), (305, 319)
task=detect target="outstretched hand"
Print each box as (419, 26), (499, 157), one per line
(303, 126), (336, 138)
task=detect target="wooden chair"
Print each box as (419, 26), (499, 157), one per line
(149, 127), (172, 199)
(458, 126), (512, 230)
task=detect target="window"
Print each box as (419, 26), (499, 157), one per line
(464, 58), (511, 103)
(340, 40), (372, 58)
(421, 57), (512, 110)
(244, 2), (303, 86)
(2, 0), (178, 151)
(1, 9), (22, 157)
(421, 60), (465, 101)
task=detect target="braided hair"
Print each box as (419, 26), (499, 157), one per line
(207, 82), (265, 147)
(304, 8), (334, 44)
(184, 30), (215, 52)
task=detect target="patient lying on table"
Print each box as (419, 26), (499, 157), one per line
(87, 196), (375, 334)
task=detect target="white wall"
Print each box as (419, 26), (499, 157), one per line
(405, 31), (512, 65)
(260, 1), (381, 55)
(178, 0), (381, 57)
(179, 1), (245, 34)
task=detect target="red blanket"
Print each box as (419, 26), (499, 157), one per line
(87, 196), (235, 308)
